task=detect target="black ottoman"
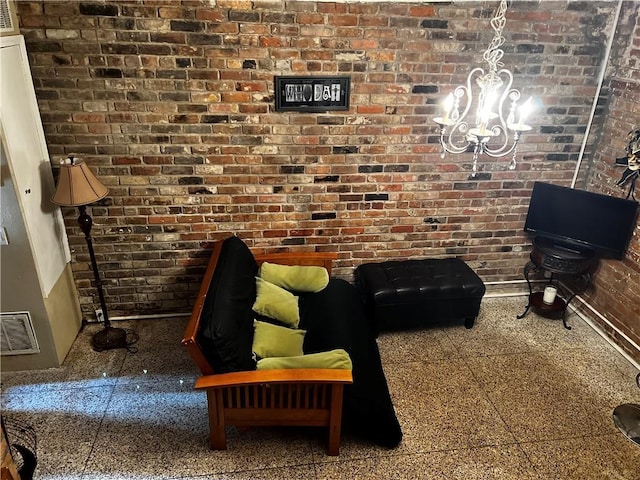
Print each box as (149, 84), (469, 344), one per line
(355, 258), (486, 333)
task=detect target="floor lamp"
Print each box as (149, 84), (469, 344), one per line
(52, 157), (129, 351)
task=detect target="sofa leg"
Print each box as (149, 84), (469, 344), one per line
(207, 390), (227, 450)
(464, 317), (475, 329)
(327, 384), (345, 456)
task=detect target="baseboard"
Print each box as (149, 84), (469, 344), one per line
(568, 295), (640, 370)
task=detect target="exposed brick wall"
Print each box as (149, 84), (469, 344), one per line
(585, 1), (640, 362)
(16, 1), (626, 324)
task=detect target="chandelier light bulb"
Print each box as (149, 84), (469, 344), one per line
(442, 93), (455, 123)
(519, 97), (533, 127)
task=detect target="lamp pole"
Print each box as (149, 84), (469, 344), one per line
(77, 205), (110, 329)
(77, 204), (128, 351)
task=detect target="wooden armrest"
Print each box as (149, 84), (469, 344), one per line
(254, 252), (338, 274)
(182, 240), (223, 375)
(195, 368), (353, 390)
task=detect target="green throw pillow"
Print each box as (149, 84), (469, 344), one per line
(259, 262), (329, 293)
(252, 320), (306, 359)
(256, 349), (352, 370)
(252, 277), (300, 327)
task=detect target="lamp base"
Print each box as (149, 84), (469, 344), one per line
(613, 403), (640, 446)
(92, 326), (129, 352)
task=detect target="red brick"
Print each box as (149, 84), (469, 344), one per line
(317, 3), (347, 14)
(72, 113), (106, 123)
(328, 15), (357, 27)
(408, 6), (436, 17)
(297, 13), (324, 24)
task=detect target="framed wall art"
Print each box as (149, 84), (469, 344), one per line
(274, 76), (350, 112)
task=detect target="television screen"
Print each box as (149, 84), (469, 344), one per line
(524, 182), (639, 259)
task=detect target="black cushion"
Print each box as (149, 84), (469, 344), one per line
(198, 236), (257, 373)
(299, 279), (403, 448)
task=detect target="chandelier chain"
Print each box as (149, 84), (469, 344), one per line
(483, 0), (508, 73)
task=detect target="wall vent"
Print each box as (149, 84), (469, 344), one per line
(0, 0), (19, 36)
(1, 312), (39, 355)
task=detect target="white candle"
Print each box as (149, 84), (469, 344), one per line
(519, 97), (533, 126)
(442, 93), (454, 123)
(542, 285), (557, 305)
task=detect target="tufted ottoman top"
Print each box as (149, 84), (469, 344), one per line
(355, 258), (485, 306)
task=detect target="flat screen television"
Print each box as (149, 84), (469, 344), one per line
(524, 182), (639, 259)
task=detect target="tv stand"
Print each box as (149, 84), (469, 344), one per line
(517, 236), (598, 329)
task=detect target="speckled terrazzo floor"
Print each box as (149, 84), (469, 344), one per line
(1, 296), (639, 479)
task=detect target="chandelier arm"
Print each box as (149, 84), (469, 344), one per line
(439, 68), (484, 155)
(482, 139), (518, 158)
(459, 68), (483, 123)
(441, 134), (472, 155)
(439, 122), (472, 155)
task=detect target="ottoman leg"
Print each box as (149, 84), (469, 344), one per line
(464, 317), (475, 329)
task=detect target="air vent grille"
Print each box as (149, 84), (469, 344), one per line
(0, 0), (17, 33)
(1, 312), (39, 355)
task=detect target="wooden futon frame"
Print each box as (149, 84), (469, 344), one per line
(182, 239), (353, 455)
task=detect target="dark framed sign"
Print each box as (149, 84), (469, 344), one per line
(275, 76), (350, 112)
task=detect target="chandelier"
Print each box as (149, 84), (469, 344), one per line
(434, 0), (533, 177)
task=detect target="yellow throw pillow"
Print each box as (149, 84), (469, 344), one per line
(252, 277), (300, 328)
(259, 262), (329, 293)
(252, 320), (306, 359)
(256, 349), (352, 370)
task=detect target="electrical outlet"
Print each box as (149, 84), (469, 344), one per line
(95, 309), (104, 323)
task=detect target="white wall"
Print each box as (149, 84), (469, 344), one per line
(0, 35), (69, 298)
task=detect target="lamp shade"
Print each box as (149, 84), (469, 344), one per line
(52, 159), (108, 207)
